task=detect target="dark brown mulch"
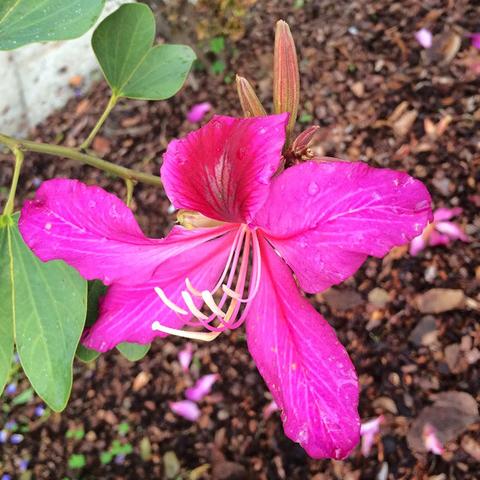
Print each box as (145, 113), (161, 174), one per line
(0, 1), (479, 479)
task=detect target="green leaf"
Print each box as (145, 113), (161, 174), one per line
(211, 60), (226, 75)
(0, 214), (87, 411)
(209, 36), (225, 54)
(117, 342), (150, 362)
(0, 215), (14, 395)
(92, 3), (195, 100)
(0, 0), (105, 50)
(68, 453), (86, 469)
(11, 386), (33, 406)
(75, 280), (106, 363)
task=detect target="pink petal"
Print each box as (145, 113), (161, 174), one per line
(423, 424), (444, 455)
(246, 235), (360, 459)
(415, 28), (433, 49)
(19, 179), (166, 285)
(178, 343), (193, 372)
(360, 415), (384, 457)
(161, 114), (288, 224)
(433, 207), (462, 222)
(82, 227), (237, 351)
(435, 221), (470, 242)
(409, 233), (427, 256)
(170, 400), (201, 421)
(263, 400), (279, 420)
(469, 33), (480, 49)
(254, 160), (432, 293)
(185, 374), (218, 402)
(428, 230), (451, 247)
(186, 102), (212, 123)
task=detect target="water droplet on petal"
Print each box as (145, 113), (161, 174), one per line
(44, 223), (52, 231)
(308, 182), (319, 195)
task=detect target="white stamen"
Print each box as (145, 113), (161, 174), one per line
(181, 291), (209, 320)
(185, 278), (202, 297)
(201, 290), (226, 318)
(154, 287), (188, 315)
(152, 321), (221, 342)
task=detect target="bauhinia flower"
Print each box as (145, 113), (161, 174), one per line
(186, 102), (212, 123)
(423, 423), (444, 455)
(360, 415), (384, 457)
(409, 207), (469, 255)
(19, 113), (432, 459)
(415, 28), (433, 49)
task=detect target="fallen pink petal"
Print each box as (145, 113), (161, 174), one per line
(170, 400), (201, 422)
(185, 374), (218, 402)
(360, 415), (384, 457)
(263, 400), (279, 420)
(186, 102), (212, 123)
(423, 424), (444, 455)
(19, 113), (432, 459)
(410, 207), (468, 255)
(469, 33), (480, 49)
(415, 28), (433, 49)
(178, 343), (193, 372)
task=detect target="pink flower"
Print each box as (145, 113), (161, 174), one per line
(178, 343), (193, 372)
(469, 33), (480, 49)
(423, 423), (444, 455)
(263, 400), (279, 420)
(185, 373), (218, 402)
(410, 207), (469, 255)
(18, 114), (432, 459)
(415, 28), (433, 49)
(186, 102), (212, 123)
(170, 400), (201, 421)
(360, 415), (384, 457)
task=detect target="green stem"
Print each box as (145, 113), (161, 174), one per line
(3, 147), (24, 216)
(125, 178), (135, 207)
(0, 133), (162, 187)
(79, 93), (118, 150)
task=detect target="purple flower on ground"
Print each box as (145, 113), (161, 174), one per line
(34, 405), (46, 417)
(1, 474), (12, 480)
(10, 434), (24, 445)
(5, 421), (17, 431)
(0, 430), (7, 443)
(186, 102), (212, 123)
(170, 400), (201, 422)
(185, 374), (218, 402)
(114, 454), (126, 465)
(415, 28), (433, 48)
(19, 460), (29, 472)
(18, 114), (432, 458)
(410, 207), (469, 255)
(178, 343), (193, 373)
(5, 384), (16, 395)
(360, 415), (384, 457)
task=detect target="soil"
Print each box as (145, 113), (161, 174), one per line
(0, 1), (479, 479)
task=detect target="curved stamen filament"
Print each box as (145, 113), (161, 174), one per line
(155, 287), (188, 315)
(152, 321), (220, 341)
(152, 226), (262, 340)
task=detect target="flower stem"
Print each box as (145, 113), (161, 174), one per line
(0, 133), (162, 187)
(3, 147), (24, 216)
(79, 93), (118, 150)
(125, 178), (135, 207)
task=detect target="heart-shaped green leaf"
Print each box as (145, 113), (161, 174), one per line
(0, 0), (105, 50)
(117, 342), (151, 362)
(92, 3), (196, 100)
(0, 214), (87, 411)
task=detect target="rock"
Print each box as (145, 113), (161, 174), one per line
(407, 391), (479, 453)
(409, 316), (438, 347)
(444, 343), (462, 373)
(368, 288), (390, 308)
(415, 289), (465, 313)
(461, 436), (480, 462)
(319, 288), (364, 311)
(372, 396), (398, 415)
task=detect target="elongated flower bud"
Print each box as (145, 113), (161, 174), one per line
(236, 75), (267, 117)
(291, 125), (319, 158)
(273, 20), (300, 144)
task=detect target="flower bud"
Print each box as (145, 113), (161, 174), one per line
(236, 75), (267, 117)
(273, 20), (300, 145)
